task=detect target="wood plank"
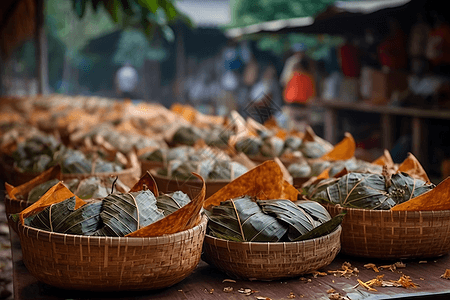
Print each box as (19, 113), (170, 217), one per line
(381, 113), (394, 151)
(310, 100), (450, 120)
(11, 229), (450, 300)
(35, 0), (48, 95)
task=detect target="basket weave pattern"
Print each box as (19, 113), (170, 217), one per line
(17, 215), (208, 291)
(202, 226), (341, 280)
(326, 205), (450, 259)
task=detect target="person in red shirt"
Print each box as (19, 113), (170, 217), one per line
(283, 59), (316, 131)
(378, 18), (408, 71)
(284, 59), (316, 104)
(338, 37), (361, 78)
(426, 11), (450, 74)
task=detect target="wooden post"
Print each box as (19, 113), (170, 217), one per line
(175, 23), (186, 103)
(324, 107), (338, 145)
(381, 113), (394, 151)
(35, 0), (48, 95)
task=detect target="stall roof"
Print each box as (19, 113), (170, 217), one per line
(175, 0), (231, 27)
(225, 0), (412, 38)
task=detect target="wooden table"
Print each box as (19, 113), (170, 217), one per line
(309, 100), (450, 171)
(10, 228), (450, 300)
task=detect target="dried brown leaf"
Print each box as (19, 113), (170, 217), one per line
(441, 269), (450, 279)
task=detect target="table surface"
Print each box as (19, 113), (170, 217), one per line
(10, 229), (450, 300)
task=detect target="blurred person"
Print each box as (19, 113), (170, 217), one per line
(426, 11), (450, 75)
(360, 28), (380, 99)
(409, 12), (431, 60)
(322, 47), (342, 101)
(377, 18), (408, 71)
(338, 36), (361, 102)
(115, 62), (138, 99)
(243, 64), (282, 123)
(280, 43), (306, 88)
(338, 36), (361, 78)
(394, 57), (446, 108)
(283, 59), (316, 131)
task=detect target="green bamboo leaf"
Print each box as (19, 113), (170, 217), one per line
(27, 179), (60, 204)
(157, 0), (177, 21)
(137, 0), (159, 14)
(293, 213), (345, 242)
(258, 199), (317, 241)
(295, 200), (331, 224)
(26, 197), (77, 232)
(156, 191), (191, 216)
(207, 196), (287, 242)
(311, 173), (434, 210)
(54, 201), (103, 235)
(93, 190), (164, 236)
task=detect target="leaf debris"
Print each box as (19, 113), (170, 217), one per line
(222, 279), (237, 283)
(312, 270), (328, 278)
(441, 269), (450, 279)
(238, 288), (257, 296)
(356, 274), (419, 292)
(223, 287), (233, 293)
(288, 292), (296, 298)
(327, 262), (359, 278)
(328, 292), (351, 300)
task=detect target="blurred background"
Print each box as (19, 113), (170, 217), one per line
(0, 0), (449, 179)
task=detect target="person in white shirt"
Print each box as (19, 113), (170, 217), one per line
(115, 63), (138, 99)
(279, 43), (306, 88)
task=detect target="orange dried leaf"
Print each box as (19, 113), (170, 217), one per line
(397, 153), (430, 183)
(358, 279), (377, 292)
(372, 149), (394, 167)
(316, 168), (330, 180)
(281, 180), (300, 201)
(391, 177), (450, 211)
(129, 171), (159, 197)
(19, 182), (85, 225)
(203, 161), (297, 209)
(303, 126), (316, 142)
(6, 165), (62, 200)
(320, 133), (355, 161)
(126, 173), (206, 237)
(441, 269), (450, 279)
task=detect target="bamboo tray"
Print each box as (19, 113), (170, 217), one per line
(202, 226), (341, 281)
(325, 204), (450, 259)
(17, 215), (208, 291)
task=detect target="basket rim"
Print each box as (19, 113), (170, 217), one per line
(151, 168), (232, 184)
(17, 214), (207, 245)
(323, 203), (450, 215)
(204, 225), (342, 246)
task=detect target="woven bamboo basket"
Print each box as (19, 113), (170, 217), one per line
(152, 171), (229, 200)
(139, 160), (164, 176)
(326, 204), (450, 259)
(3, 156), (141, 188)
(202, 226), (341, 281)
(17, 215), (208, 291)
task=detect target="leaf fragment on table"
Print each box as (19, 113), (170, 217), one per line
(222, 279), (236, 283)
(255, 297), (272, 300)
(312, 271), (327, 278)
(327, 262), (359, 278)
(441, 269), (450, 279)
(288, 292), (296, 298)
(364, 263), (380, 273)
(238, 288), (257, 296)
(223, 287), (233, 292)
(358, 274), (418, 292)
(327, 288), (336, 294)
(328, 292), (350, 300)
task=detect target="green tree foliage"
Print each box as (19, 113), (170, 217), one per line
(230, 0), (348, 59)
